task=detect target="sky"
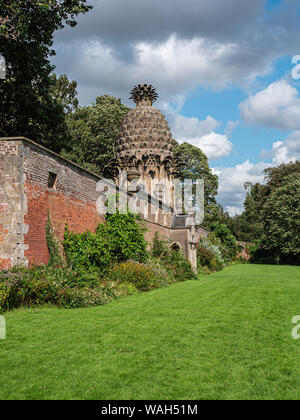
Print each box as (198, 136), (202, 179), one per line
(52, 0), (300, 215)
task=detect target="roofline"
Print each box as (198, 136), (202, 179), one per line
(0, 136), (103, 180)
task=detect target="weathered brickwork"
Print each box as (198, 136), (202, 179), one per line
(22, 141), (105, 265)
(236, 241), (254, 261)
(0, 138), (104, 267)
(0, 137), (198, 269)
(0, 140), (24, 268)
(145, 221), (190, 258)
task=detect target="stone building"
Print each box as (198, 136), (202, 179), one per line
(0, 84), (200, 270)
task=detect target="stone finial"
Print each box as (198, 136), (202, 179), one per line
(130, 84), (158, 106)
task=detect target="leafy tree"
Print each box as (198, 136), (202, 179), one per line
(260, 173), (300, 264)
(221, 161), (300, 242)
(63, 211), (148, 271)
(263, 161), (300, 191)
(235, 182), (269, 241)
(0, 0), (92, 151)
(173, 141), (219, 226)
(210, 222), (237, 260)
(63, 95), (130, 177)
(50, 73), (79, 114)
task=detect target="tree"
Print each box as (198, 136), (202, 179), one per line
(173, 141), (219, 226)
(231, 161), (300, 242)
(210, 222), (237, 260)
(263, 161), (300, 191)
(236, 182), (269, 241)
(63, 95), (130, 177)
(0, 0), (92, 151)
(50, 73), (79, 114)
(260, 173), (300, 264)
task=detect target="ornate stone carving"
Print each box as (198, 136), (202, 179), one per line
(114, 84), (174, 177)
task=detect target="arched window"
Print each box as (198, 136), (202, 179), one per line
(170, 242), (181, 252)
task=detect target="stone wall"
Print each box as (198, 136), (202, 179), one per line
(0, 140), (24, 268)
(144, 220), (197, 271)
(195, 226), (210, 241)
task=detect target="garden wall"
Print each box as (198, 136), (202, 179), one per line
(0, 137), (197, 269)
(0, 138), (104, 267)
(0, 140), (24, 268)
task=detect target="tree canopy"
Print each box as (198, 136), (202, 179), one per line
(63, 95), (130, 177)
(0, 0), (91, 151)
(260, 173), (300, 264)
(173, 141), (219, 226)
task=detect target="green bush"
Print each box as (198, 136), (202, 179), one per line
(105, 260), (170, 292)
(210, 222), (237, 260)
(197, 246), (224, 272)
(197, 246), (215, 270)
(249, 242), (278, 265)
(197, 236), (225, 272)
(63, 211), (148, 271)
(151, 233), (196, 282)
(207, 233), (231, 263)
(0, 265), (116, 312)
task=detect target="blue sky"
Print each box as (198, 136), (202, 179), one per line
(52, 0), (300, 214)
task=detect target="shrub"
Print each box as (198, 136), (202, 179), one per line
(151, 233), (197, 282)
(197, 237), (225, 272)
(197, 246), (215, 270)
(0, 265), (116, 312)
(100, 212), (148, 263)
(207, 233), (231, 263)
(105, 260), (170, 292)
(249, 242), (278, 265)
(210, 222), (237, 260)
(63, 211), (148, 271)
(117, 283), (139, 297)
(46, 212), (64, 267)
(197, 246), (224, 272)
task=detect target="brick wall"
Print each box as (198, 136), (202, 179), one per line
(22, 140), (104, 265)
(0, 138), (105, 267)
(236, 241), (254, 261)
(0, 137), (197, 270)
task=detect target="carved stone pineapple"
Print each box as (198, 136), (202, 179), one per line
(115, 84), (174, 175)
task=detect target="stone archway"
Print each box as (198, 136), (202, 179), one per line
(170, 242), (181, 252)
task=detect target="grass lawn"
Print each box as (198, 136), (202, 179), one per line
(1, 264), (300, 400)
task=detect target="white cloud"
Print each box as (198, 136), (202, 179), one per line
(260, 130), (300, 165)
(226, 207), (244, 217)
(218, 131), (300, 214)
(215, 160), (271, 214)
(164, 110), (219, 139)
(134, 35), (240, 92)
(239, 80), (300, 130)
(160, 103), (233, 160)
(52, 0), (300, 106)
(54, 34), (274, 106)
(186, 132), (233, 160)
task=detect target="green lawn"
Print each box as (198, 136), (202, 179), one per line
(1, 264), (300, 400)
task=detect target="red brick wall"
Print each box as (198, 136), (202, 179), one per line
(22, 141), (104, 266)
(236, 241), (254, 261)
